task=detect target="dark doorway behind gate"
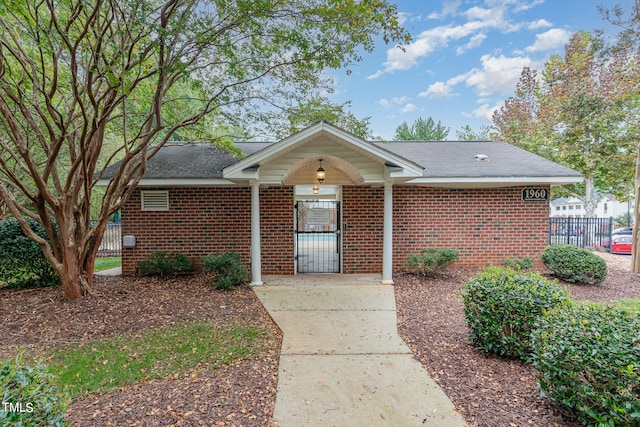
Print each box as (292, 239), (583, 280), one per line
(295, 200), (341, 273)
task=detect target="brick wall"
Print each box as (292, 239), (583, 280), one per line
(122, 184), (549, 276)
(341, 186), (550, 272)
(121, 186), (294, 275)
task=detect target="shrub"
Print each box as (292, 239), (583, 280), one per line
(503, 256), (534, 271)
(0, 353), (69, 426)
(541, 245), (607, 285)
(202, 252), (248, 290)
(0, 217), (60, 288)
(532, 304), (640, 426)
(460, 266), (573, 361)
(137, 251), (195, 278)
(406, 248), (459, 276)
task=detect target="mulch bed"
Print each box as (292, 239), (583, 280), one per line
(1, 263), (639, 426)
(394, 266), (640, 427)
(0, 275), (282, 426)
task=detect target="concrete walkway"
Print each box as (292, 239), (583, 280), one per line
(255, 274), (467, 426)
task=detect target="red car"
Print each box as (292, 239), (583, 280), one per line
(611, 235), (633, 255)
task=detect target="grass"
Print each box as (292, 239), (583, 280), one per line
(94, 257), (121, 272)
(615, 296), (640, 313)
(44, 322), (264, 398)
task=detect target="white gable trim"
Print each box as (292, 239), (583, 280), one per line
(223, 122), (424, 182)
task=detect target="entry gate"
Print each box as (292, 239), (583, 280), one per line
(295, 200), (340, 273)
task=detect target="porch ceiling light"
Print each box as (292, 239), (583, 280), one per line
(313, 185), (319, 194)
(316, 159), (325, 183)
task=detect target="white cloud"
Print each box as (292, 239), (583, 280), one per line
(401, 103), (417, 113)
(377, 99), (391, 108)
(468, 103), (503, 121)
(525, 28), (573, 52)
(419, 81), (453, 98)
(466, 54), (534, 96)
(456, 33), (487, 55)
(392, 96), (409, 104)
(371, 2), (522, 77)
(528, 19), (552, 30)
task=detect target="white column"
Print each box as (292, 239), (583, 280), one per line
(382, 180), (394, 284)
(250, 181), (263, 286)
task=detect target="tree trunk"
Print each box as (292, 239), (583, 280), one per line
(584, 175), (597, 218)
(632, 143), (640, 272)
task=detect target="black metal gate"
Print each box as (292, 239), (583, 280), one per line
(295, 200), (340, 273)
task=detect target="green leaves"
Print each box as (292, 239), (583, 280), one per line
(406, 247), (459, 277)
(531, 304), (640, 426)
(541, 244), (607, 285)
(202, 252), (248, 290)
(460, 266), (572, 361)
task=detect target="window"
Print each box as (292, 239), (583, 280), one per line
(604, 203), (608, 214)
(562, 206), (566, 210)
(141, 190), (169, 211)
(555, 206), (561, 211)
(576, 204), (582, 210)
(568, 205), (573, 210)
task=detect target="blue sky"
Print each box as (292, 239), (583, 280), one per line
(329, 0), (623, 140)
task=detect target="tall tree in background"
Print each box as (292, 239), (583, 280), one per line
(599, 1), (640, 271)
(456, 125), (490, 141)
(0, 0), (408, 299)
(492, 31), (635, 217)
(393, 116), (449, 140)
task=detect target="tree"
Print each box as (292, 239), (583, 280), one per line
(598, 1), (640, 271)
(456, 125), (490, 141)
(0, 0), (408, 299)
(393, 116), (449, 140)
(492, 32), (635, 217)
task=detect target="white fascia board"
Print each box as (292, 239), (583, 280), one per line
(406, 176), (583, 188)
(95, 178), (238, 187)
(224, 121), (424, 179)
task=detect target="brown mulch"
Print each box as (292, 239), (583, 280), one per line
(394, 254), (640, 427)
(1, 253), (639, 427)
(0, 275), (282, 426)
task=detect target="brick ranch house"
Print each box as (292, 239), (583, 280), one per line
(99, 121), (582, 285)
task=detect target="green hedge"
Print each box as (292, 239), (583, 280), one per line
(460, 266), (573, 361)
(406, 247), (459, 276)
(541, 245), (607, 285)
(532, 304), (640, 426)
(0, 354), (69, 426)
(0, 217), (60, 288)
(137, 251), (196, 278)
(202, 252), (248, 290)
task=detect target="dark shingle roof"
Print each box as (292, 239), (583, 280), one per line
(99, 139), (581, 181)
(375, 141), (581, 179)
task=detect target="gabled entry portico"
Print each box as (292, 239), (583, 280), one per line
(223, 121), (424, 286)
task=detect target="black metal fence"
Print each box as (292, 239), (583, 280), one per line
(95, 220), (121, 257)
(549, 217), (613, 252)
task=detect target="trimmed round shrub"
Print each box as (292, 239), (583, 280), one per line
(541, 244), (607, 285)
(137, 251), (196, 278)
(0, 354), (69, 426)
(406, 247), (459, 276)
(532, 304), (640, 426)
(202, 252), (248, 290)
(460, 266), (573, 361)
(0, 217), (60, 288)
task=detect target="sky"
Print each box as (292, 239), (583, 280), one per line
(328, 0), (626, 140)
